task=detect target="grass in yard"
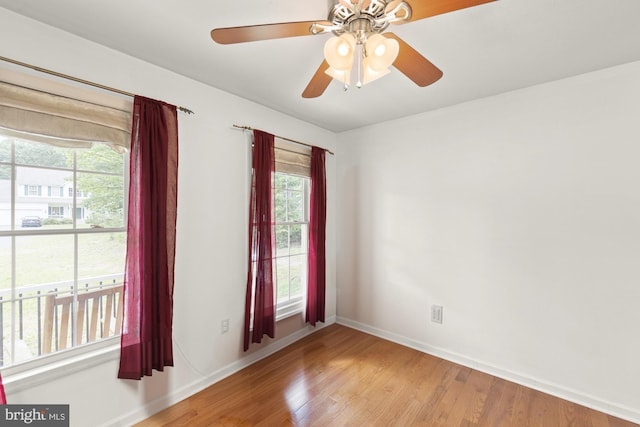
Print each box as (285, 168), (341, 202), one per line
(1, 226), (125, 366)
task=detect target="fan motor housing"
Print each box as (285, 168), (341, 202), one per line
(329, 0), (391, 36)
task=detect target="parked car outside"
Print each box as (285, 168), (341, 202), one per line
(21, 216), (42, 227)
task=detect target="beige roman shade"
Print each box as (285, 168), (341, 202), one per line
(275, 138), (311, 177)
(0, 69), (132, 151)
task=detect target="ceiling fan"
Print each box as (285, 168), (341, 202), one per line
(211, 0), (496, 98)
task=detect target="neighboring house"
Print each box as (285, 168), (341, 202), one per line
(0, 168), (87, 228)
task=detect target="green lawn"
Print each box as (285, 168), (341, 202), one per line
(1, 226), (126, 366)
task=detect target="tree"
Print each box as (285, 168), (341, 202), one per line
(0, 137), (70, 178)
(15, 140), (69, 168)
(0, 138), (8, 179)
(274, 173), (306, 250)
(75, 144), (125, 228)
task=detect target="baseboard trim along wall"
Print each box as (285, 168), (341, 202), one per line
(336, 316), (640, 426)
(106, 316), (337, 427)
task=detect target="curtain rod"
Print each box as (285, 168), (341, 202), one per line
(233, 124), (334, 156)
(0, 55), (194, 115)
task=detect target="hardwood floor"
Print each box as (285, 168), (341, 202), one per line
(135, 324), (638, 427)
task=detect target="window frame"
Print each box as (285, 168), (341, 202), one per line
(0, 68), (133, 388)
(273, 171), (310, 319)
(0, 134), (129, 374)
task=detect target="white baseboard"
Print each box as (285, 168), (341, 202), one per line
(106, 315), (336, 427)
(336, 316), (640, 425)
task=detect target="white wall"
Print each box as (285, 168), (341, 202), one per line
(336, 61), (640, 422)
(0, 8), (337, 427)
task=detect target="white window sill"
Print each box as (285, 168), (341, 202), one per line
(276, 299), (305, 322)
(2, 338), (120, 395)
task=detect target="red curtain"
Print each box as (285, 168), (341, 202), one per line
(306, 147), (327, 326)
(0, 371), (6, 403)
(244, 130), (276, 351)
(118, 96), (178, 379)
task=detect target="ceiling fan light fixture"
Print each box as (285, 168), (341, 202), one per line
(362, 59), (391, 84)
(325, 67), (351, 89)
(324, 33), (356, 71)
(365, 34), (399, 71)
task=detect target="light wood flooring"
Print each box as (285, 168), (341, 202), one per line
(135, 324), (638, 426)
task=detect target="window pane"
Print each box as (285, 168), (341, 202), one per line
(289, 254), (306, 299)
(16, 166), (74, 229)
(77, 171), (125, 228)
(272, 172), (310, 310)
(15, 139), (71, 169)
(275, 225), (290, 254)
(14, 235), (74, 363)
(0, 237), (9, 290)
(275, 173), (287, 190)
(286, 175), (303, 191)
(76, 232), (124, 346)
(15, 235), (74, 287)
(286, 190), (303, 222)
(275, 187), (286, 222)
(0, 138), (10, 162)
(276, 257), (290, 303)
(77, 144), (125, 174)
(0, 236), (11, 363)
(0, 165), (10, 231)
(289, 224), (304, 255)
(1, 302), (13, 366)
(0, 237), (11, 364)
(77, 232), (126, 280)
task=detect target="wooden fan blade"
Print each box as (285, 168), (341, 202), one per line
(302, 60), (332, 98)
(386, 33), (443, 87)
(339, 0), (355, 9)
(211, 21), (327, 44)
(388, 0), (496, 23)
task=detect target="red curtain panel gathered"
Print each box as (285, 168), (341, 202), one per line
(118, 96), (178, 379)
(0, 371), (6, 403)
(306, 147), (327, 326)
(244, 130), (276, 351)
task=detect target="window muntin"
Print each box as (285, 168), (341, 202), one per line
(274, 172), (309, 310)
(0, 135), (127, 368)
(25, 185), (41, 196)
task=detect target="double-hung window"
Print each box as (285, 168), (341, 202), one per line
(273, 141), (311, 318)
(0, 70), (132, 373)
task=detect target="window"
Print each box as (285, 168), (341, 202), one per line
(274, 172), (310, 312)
(0, 135), (127, 368)
(25, 185), (41, 196)
(47, 185), (64, 197)
(48, 206), (64, 218)
(0, 72), (132, 372)
(271, 140), (312, 317)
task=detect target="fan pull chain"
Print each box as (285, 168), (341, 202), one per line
(355, 44), (364, 88)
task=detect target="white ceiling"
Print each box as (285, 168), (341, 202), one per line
(1, 0), (640, 132)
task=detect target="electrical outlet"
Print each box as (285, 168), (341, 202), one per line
(431, 305), (443, 324)
(221, 319), (230, 334)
